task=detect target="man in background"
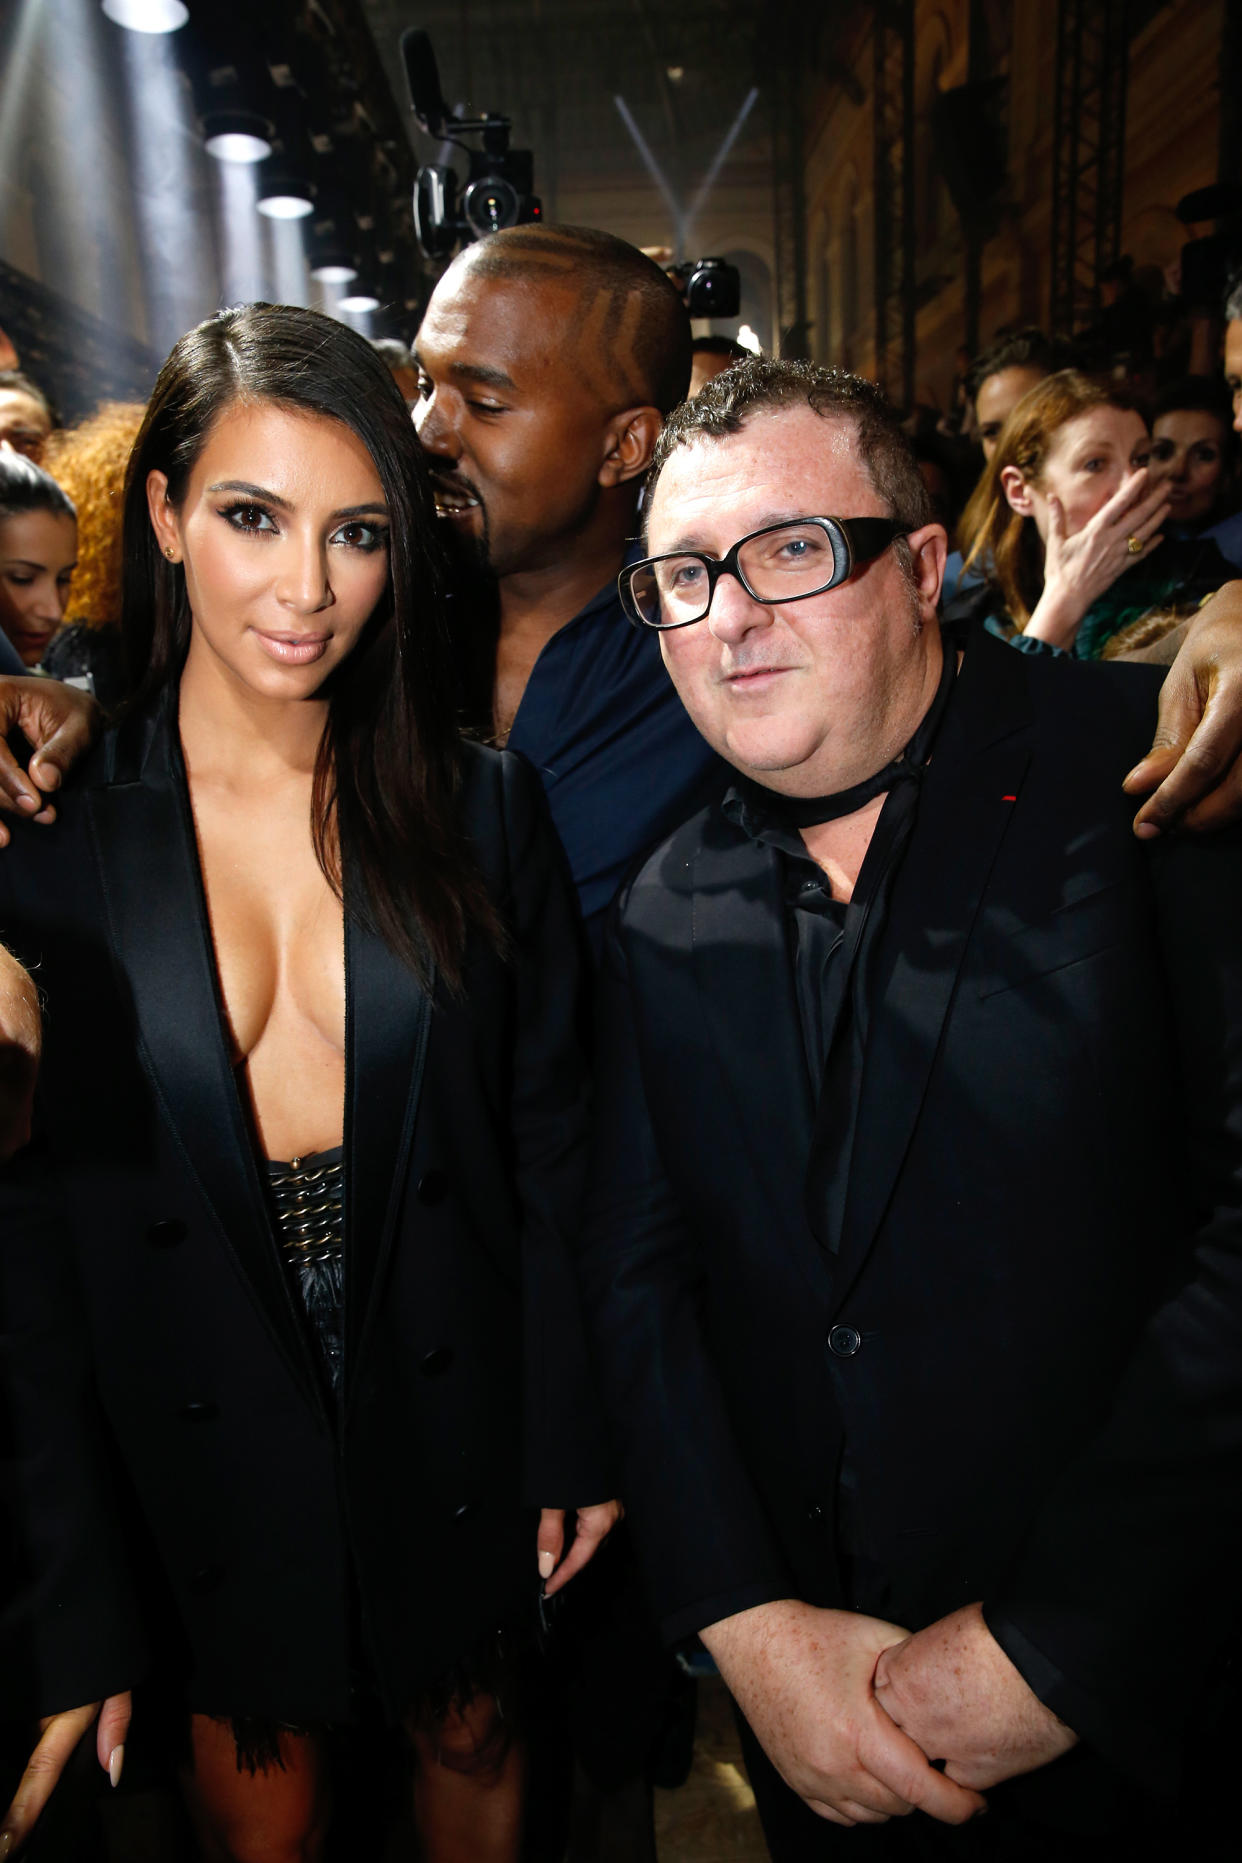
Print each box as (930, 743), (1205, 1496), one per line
(412, 222), (724, 943)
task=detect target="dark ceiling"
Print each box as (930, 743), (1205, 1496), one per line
(359, 0), (775, 249)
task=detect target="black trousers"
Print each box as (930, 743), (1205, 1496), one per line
(735, 1711), (1233, 1862)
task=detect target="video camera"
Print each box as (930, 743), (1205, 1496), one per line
(402, 27), (541, 261)
(665, 256), (741, 321)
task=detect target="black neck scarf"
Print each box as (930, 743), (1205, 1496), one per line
(750, 642), (958, 829)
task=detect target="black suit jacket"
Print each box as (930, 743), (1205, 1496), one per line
(577, 629), (1242, 1801)
(0, 693), (604, 1723)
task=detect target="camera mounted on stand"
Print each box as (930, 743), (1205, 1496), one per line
(402, 27), (542, 261)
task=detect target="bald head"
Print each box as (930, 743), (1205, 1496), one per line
(451, 224), (692, 416)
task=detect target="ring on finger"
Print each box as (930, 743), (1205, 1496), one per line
(1126, 533), (1144, 555)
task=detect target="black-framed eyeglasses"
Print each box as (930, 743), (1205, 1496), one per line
(618, 516), (907, 631)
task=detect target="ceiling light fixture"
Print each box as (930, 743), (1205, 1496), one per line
(257, 169), (315, 219)
(203, 110), (273, 164)
(101, 0), (188, 31)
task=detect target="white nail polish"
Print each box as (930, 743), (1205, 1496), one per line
(109, 1744), (125, 1789)
(538, 1550), (555, 1579)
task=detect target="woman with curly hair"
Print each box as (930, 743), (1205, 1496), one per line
(39, 400), (145, 706)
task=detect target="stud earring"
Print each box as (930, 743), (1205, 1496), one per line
(164, 547), (177, 562)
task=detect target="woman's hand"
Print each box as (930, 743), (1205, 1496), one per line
(0, 1691), (130, 1856)
(536, 1502), (624, 1597)
(1025, 468), (1170, 649)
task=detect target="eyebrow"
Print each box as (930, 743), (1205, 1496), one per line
(1, 557), (76, 571)
(207, 481), (389, 520)
(412, 354), (518, 394)
(655, 510), (841, 555)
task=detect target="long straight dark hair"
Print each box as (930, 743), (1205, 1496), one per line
(121, 303), (500, 994)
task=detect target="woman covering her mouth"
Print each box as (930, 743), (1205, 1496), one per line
(0, 302), (617, 1863)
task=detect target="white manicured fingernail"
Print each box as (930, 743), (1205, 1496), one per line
(538, 1550), (555, 1579)
(109, 1744), (125, 1789)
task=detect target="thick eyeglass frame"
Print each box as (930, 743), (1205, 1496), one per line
(619, 515), (908, 631)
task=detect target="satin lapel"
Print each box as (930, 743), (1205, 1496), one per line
(87, 703), (320, 1400)
(690, 827), (831, 1309)
(341, 879), (433, 1388)
(832, 635), (1033, 1304)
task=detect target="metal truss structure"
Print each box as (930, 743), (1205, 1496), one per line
(871, 0), (916, 406)
(1049, 0), (1129, 336)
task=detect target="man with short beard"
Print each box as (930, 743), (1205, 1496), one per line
(412, 224), (724, 942)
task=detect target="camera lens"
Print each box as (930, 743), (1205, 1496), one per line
(463, 176), (520, 237)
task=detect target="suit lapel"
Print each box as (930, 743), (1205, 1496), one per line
(87, 700), (320, 1398)
(690, 825), (832, 1308)
(341, 873), (434, 1386)
(832, 634), (1034, 1303)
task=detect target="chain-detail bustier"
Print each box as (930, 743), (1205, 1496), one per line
(265, 1146), (344, 1398)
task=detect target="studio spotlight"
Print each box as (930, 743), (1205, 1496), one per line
(339, 289), (381, 313)
(311, 257), (358, 284)
(101, 0), (188, 30)
(309, 225), (359, 283)
(257, 169), (315, 220)
(204, 110), (273, 164)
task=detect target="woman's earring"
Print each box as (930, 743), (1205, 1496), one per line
(164, 547), (177, 561)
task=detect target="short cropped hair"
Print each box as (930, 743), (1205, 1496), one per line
(646, 357), (934, 533)
(963, 328), (1061, 407)
(459, 224), (692, 415)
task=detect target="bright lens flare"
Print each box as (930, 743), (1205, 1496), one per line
(206, 131), (271, 163)
(258, 193), (314, 220)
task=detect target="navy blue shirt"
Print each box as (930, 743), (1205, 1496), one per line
(507, 569), (726, 939)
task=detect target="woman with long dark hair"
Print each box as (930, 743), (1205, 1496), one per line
(0, 304), (614, 1863)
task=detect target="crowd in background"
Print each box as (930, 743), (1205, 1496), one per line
(4, 212), (1242, 1863)
(4, 258), (1242, 707)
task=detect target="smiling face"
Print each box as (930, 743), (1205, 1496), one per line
(1150, 407), (1229, 524)
(646, 406), (946, 795)
(145, 400), (391, 704)
(1004, 404), (1151, 543)
(412, 263), (625, 578)
(0, 508), (77, 664)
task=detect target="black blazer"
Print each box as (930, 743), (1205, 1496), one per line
(0, 694), (604, 1723)
(578, 629), (1242, 1800)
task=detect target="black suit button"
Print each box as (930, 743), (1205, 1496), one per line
(828, 1325), (862, 1357)
(148, 1219), (187, 1247)
(188, 1563), (224, 1594)
(453, 1501), (477, 1523)
(421, 1347), (454, 1377)
(180, 1400), (219, 1421)
(416, 1170), (450, 1206)
(806, 1501), (826, 1523)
